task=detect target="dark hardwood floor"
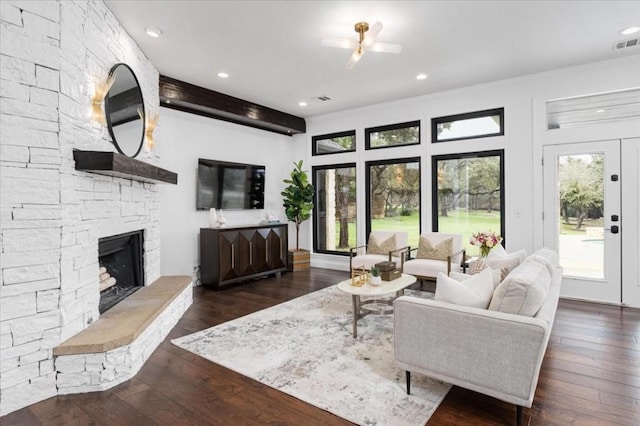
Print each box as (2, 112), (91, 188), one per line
(2, 268), (639, 425)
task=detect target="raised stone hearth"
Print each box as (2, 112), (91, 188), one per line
(54, 276), (192, 394)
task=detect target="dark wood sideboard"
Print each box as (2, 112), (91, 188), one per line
(200, 223), (288, 289)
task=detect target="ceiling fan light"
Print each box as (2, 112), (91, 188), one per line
(363, 21), (383, 47)
(346, 49), (363, 69)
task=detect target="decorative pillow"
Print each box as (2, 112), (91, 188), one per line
(487, 246), (527, 263)
(488, 260), (550, 316)
(366, 234), (396, 255)
(469, 258), (506, 288)
(456, 264), (502, 289)
(435, 268), (494, 309)
(416, 236), (452, 261)
(485, 254), (521, 281)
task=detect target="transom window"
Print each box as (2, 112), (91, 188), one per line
(432, 108), (504, 143)
(365, 121), (420, 150)
(312, 130), (356, 156)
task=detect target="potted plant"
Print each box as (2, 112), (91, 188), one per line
(369, 267), (382, 286)
(282, 160), (314, 271)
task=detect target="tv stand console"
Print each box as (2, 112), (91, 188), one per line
(200, 223), (288, 289)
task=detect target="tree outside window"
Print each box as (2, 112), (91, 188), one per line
(433, 151), (504, 256)
(367, 158), (421, 248)
(313, 164), (357, 254)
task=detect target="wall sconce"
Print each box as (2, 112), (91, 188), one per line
(145, 111), (159, 151)
(91, 73), (116, 125)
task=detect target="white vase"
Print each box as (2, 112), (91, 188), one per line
(370, 275), (382, 286)
(208, 208), (218, 228)
(217, 210), (226, 227)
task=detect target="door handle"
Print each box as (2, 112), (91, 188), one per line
(605, 225), (619, 234)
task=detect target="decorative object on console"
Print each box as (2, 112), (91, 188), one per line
(208, 208), (218, 228)
(217, 210), (226, 227)
(470, 230), (502, 257)
(282, 160), (314, 271)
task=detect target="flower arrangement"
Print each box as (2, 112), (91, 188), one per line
(470, 231), (502, 257)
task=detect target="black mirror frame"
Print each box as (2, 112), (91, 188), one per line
(104, 63), (146, 159)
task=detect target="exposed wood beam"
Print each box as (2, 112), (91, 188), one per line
(159, 75), (306, 136)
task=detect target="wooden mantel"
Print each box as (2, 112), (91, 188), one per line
(159, 75), (306, 136)
(73, 150), (178, 184)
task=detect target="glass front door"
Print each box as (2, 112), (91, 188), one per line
(543, 140), (621, 303)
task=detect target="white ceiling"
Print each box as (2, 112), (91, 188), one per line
(104, 1), (640, 119)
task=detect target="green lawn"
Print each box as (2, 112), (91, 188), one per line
(333, 209), (501, 256)
(559, 217), (604, 235)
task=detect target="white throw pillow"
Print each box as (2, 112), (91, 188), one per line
(485, 253), (522, 280)
(487, 246), (527, 263)
(488, 260), (550, 316)
(435, 268), (494, 309)
(450, 269), (501, 289)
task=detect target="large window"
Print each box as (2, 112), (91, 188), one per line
(432, 150), (505, 256)
(366, 158), (421, 248)
(432, 108), (504, 143)
(312, 130), (356, 156)
(365, 120), (420, 150)
(312, 164), (357, 254)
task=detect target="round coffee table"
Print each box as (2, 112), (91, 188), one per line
(337, 273), (417, 338)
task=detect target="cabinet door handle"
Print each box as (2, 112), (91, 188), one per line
(249, 242), (253, 264)
(231, 243), (235, 269)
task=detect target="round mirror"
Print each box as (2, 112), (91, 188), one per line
(105, 63), (145, 158)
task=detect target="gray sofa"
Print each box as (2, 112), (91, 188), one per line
(393, 249), (561, 425)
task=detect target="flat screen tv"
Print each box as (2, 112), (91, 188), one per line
(197, 158), (265, 210)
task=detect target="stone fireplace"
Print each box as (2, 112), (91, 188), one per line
(0, 0), (189, 416)
(98, 230), (145, 313)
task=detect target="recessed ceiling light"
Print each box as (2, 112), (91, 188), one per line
(416, 73), (428, 80)
(217, 72), (229, 78)
(595, 109), (606, 113)
(298, 101), (307, 107)
(145, 26), (163, 38)
(620, 26), (640, 35)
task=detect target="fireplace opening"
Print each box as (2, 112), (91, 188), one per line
(98, 230), (144, 314)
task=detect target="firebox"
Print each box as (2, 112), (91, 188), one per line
(98, 230), (144, 313)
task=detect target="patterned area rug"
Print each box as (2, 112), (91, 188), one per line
(172, 285), (450, 426)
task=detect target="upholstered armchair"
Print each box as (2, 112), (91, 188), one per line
(401, 232), (465, 282)
(349, 231), (409, 271)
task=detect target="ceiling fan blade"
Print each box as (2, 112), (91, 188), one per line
(321, 38), (359, 50)
(368, 41), (402, 54)
(362, 21), (383, 48)
(346, 49), (364, 69)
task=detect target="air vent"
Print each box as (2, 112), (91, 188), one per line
(315, 95), (331, 102)
(613, 38), (640, 50)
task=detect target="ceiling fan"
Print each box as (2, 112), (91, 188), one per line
(322, 21), (402, 69)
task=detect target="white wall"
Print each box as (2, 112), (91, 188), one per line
(156, 108), (295, 277)
(296, 55), (640, 274)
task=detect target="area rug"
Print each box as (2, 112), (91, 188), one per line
(171, 285), (450, 426)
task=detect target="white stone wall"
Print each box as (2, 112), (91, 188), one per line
(55, 282), (192, 395)
(1, 0), (161, 416)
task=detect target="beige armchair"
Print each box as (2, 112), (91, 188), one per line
(401, 232), (465, 282)
(349, 231), (408, 271)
